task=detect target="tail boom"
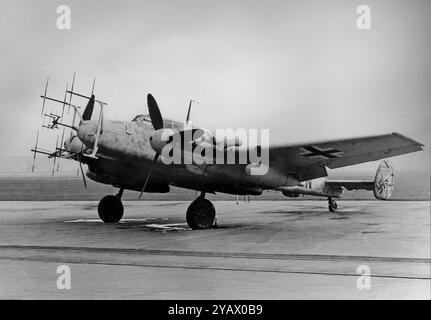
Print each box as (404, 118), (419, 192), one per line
(277, 160), (395, 200)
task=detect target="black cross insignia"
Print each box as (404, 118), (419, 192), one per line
(299, 146), (343, 159)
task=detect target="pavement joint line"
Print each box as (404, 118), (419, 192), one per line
(0, 256), (429, 280)
(0, 245), (429, 264)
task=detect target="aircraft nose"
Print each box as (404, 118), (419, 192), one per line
(77, 121), (98, 147)
(64, 135), (84, 154)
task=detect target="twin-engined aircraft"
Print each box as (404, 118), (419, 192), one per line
(32, 76), (424, 229)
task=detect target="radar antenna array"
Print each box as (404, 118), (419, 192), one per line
(31, 73), (107, 181)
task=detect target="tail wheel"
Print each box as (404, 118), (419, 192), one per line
(328, 198), (337, 213)
(186, 198), (216, 230)
(98, 195), (124, 223)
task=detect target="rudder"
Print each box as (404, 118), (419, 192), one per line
(373, 160), (395, 200)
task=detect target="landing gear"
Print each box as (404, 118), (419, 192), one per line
(98, 188), (124, 223)
(328, 197), (338, 213)
(186, 193), (216, 230)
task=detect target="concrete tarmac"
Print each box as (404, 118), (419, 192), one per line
(0, 200), (429, 299)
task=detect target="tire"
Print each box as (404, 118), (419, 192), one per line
(332, 201), (338, 210)
(186, 198), (216, 230)
(98, 195), (124, 223)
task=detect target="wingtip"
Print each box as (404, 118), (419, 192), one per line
(392, 132), (425, 148)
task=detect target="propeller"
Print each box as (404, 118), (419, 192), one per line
(139, 153), (159, 198)
(139, 94), (164, 198)
(147, 94), (164, 130)
(77, 143), (87, 188)
(78, 158), (88, 188)
(81, 94), (95, 122)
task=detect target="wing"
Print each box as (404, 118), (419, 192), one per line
(268, 133), (423, 181)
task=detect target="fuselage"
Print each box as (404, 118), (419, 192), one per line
(68, 115), (300, 195)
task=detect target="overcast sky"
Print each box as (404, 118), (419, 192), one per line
(0, 0), (429, 172)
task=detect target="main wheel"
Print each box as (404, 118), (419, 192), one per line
(186, 198), (216, 230)
(98, 195), (124, 223)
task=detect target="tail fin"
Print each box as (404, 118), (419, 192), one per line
(373, 160), (394, 200)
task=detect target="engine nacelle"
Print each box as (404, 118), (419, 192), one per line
(279, 178), (343, 198)
(192, 129), (215, 145)
(214, 136), (243, 148)
(149, 128), (245, 160)
(245, 163), (269, 176)
(190, 129), (243, 148)
(149, 128), (175, 154)
(63, 135), (86, 158)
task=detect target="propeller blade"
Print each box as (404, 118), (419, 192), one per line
(78, 144), (87, 188)
(139, 153), (160, 199)
(147, 94), (164, 130)
(79, 159), (87, 188)
(81, 95), (95, 121)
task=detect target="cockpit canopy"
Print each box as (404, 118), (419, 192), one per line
(131, 114), (152, 124)
(132, 114), (186, 130)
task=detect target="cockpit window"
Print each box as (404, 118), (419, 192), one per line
(132, 114), (187, 130)
(132, 114), (152, 124)
(164, 119), (173, 128)
(125, 123), (133, 135)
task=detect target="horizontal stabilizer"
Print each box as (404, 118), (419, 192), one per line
(325, 180), (374, 191)
(326, 160), (395, 200)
